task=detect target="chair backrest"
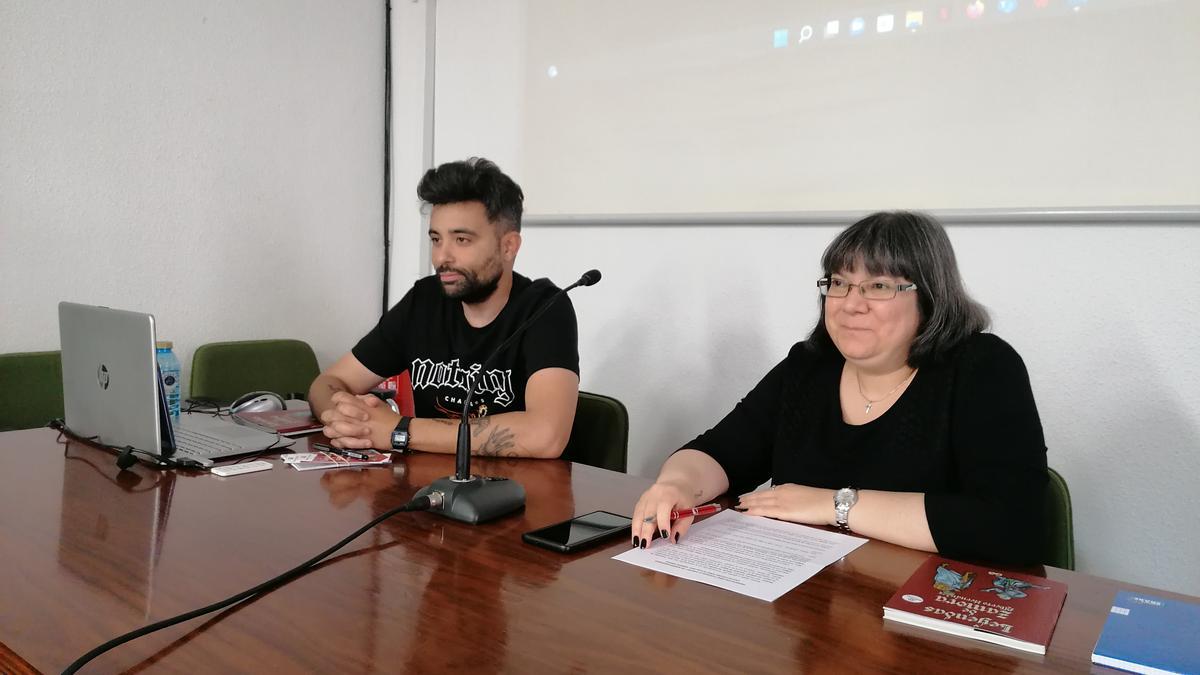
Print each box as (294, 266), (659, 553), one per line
(1043, 466), (1075, 570)
(560, 391), (629, 473)
(189, 339), (320, 404)
(0, 351), (64, 431)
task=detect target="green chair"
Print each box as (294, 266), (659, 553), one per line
(0, 351), (64, 431)
(1043, 467), (1075, 570)
(189, 339), (320, 404)
(560, 391), (629, 473)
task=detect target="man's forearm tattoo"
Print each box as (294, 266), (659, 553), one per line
(431, 416), (491, 436)
(427, 415), (522, 460)
(469, 415), (492, 437)
(477, 426), (516, 457)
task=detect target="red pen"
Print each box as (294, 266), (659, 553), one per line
(314, 442), (371, 461)
(671, 503), (721, 521)
(643, 503), (722, 523)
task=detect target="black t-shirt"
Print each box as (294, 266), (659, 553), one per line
(352, 273), (579, 419)
(685, 333), (1049, 565)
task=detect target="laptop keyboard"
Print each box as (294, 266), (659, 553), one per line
(172, 427), (241, 457)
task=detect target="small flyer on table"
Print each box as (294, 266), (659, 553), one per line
(281, 450), (392, 472)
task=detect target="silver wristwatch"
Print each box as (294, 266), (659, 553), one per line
(834, 487), (858, 533)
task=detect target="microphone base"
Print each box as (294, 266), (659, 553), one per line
(413, 475), (526, 524)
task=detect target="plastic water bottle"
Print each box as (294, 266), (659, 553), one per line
(155, 341), (182, 418)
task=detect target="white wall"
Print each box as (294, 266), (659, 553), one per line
(0, 0), (385, 389)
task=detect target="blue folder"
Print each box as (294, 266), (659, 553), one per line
(1092, 590), (1200, 675)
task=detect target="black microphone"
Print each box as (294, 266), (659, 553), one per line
(413, 269), (601, 524)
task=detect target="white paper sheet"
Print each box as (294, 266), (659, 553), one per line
(613, 509), (867, 602)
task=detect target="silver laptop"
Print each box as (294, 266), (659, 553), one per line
(58, 301), (291, 467)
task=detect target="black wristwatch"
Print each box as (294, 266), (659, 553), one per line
(390, 416), (412, 453)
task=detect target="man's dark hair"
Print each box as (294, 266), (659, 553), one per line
(808, 211), (990, 367)
(416, 157), (524, 232)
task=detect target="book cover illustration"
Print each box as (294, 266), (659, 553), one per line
(883, 557), (1068, 654)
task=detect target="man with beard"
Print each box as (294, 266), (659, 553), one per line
(308, 158), (580, 458)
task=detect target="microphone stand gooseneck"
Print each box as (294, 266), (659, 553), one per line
(412, 269), (601, 524)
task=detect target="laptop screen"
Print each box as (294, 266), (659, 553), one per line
(59, 302), (167, 458)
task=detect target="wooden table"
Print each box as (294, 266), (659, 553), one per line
(0, 428), (1191, 673)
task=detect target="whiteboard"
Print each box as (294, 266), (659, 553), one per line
(433, 0), (1200, 218)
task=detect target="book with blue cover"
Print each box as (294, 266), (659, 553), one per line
(1092, 590), (1200, 674)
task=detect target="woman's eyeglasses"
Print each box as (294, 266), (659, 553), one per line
(817, 277), (918, 300)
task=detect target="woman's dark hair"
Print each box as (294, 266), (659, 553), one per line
(416, 157), (524, 232)
(808, 211), (989, 367)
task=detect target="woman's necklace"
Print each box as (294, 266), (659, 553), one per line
(855, 366), (917, 414)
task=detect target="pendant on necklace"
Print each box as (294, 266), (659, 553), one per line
(864, 402), (873, 414)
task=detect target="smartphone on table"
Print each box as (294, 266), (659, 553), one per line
(522, 511), (633, 553)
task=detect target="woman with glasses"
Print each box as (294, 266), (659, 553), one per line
(631, 211), (1048, 565)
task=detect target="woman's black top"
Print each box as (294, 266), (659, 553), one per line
(684, 332), (1049, 565)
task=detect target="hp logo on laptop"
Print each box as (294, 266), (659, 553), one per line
(97, 364), (110, 390)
